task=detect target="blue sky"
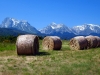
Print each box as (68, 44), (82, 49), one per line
(0, 0), (100, 29)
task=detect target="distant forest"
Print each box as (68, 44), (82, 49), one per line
(0, 35), (43, 43)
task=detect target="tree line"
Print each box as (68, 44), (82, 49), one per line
(0, 35), (43, 43)
(0, 36), (17, 43)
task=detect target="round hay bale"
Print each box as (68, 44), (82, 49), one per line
(85, 35), (98, 48)
(69, 36), (88, 50)
(16, 34), (39, 55)
(94, 36), (100, 47)
(42, 36), (62, 50)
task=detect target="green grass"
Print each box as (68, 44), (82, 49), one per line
(0, 43), (15, 51)
(0, 40), (100, 75)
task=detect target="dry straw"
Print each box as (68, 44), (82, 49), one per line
(70, 36), (88, 50)
(94, 36), (100, 47)
(85, 35), (98, 49)
(16, 34), (39, 55)
(42, 36), (62, 50)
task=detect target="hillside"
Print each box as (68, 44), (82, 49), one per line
(0, 28), (29, 36)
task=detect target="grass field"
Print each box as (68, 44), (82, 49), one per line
(0, 40), (100, 75)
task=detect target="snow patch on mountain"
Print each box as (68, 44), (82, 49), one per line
(51, 24), (63, 29)
(11, 18), (20, 25)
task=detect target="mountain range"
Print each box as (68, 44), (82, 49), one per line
(0, 17), (100, 39)
(72, 24), (100, 35)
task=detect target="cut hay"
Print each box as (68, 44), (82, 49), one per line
(16, 34), (39, 55)
(42, 36), (62, 50)
(94, 36), (100, 47)
(70, 36), (88, 50)
(85, 35), (98, 48)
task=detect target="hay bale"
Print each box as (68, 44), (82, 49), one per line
(70, 36), (88, 50)
(85, 35), (98, 48)
(94, 36), (100, 47)
(16, 34), (39, 55)
(42, 36), (62, 50)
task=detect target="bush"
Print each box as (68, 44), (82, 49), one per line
(0, 36), (17, 43)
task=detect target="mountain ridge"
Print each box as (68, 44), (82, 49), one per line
(72, 24), (100, 35)
(0, 17), (100, 39)
(0, 17), (40, 34)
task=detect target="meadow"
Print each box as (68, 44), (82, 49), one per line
(0, 40), (100, 75)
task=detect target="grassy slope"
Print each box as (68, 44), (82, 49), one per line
(0, 28), (29, 36)
(0, 40), (100, 75)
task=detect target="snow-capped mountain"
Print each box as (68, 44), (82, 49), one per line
(40, 22), (72, 34)
(40, 23), (100, 39)
(0, 17), (40, 34)
(39, 22), (75, 39)
(1, 17), (100, 39)
(72, 24), (100, 35)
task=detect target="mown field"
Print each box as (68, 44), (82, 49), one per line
(0, 40), (100, 75)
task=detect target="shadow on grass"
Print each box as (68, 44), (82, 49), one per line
(17, 52), (50, 56)
(37, 52), (50, 56)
